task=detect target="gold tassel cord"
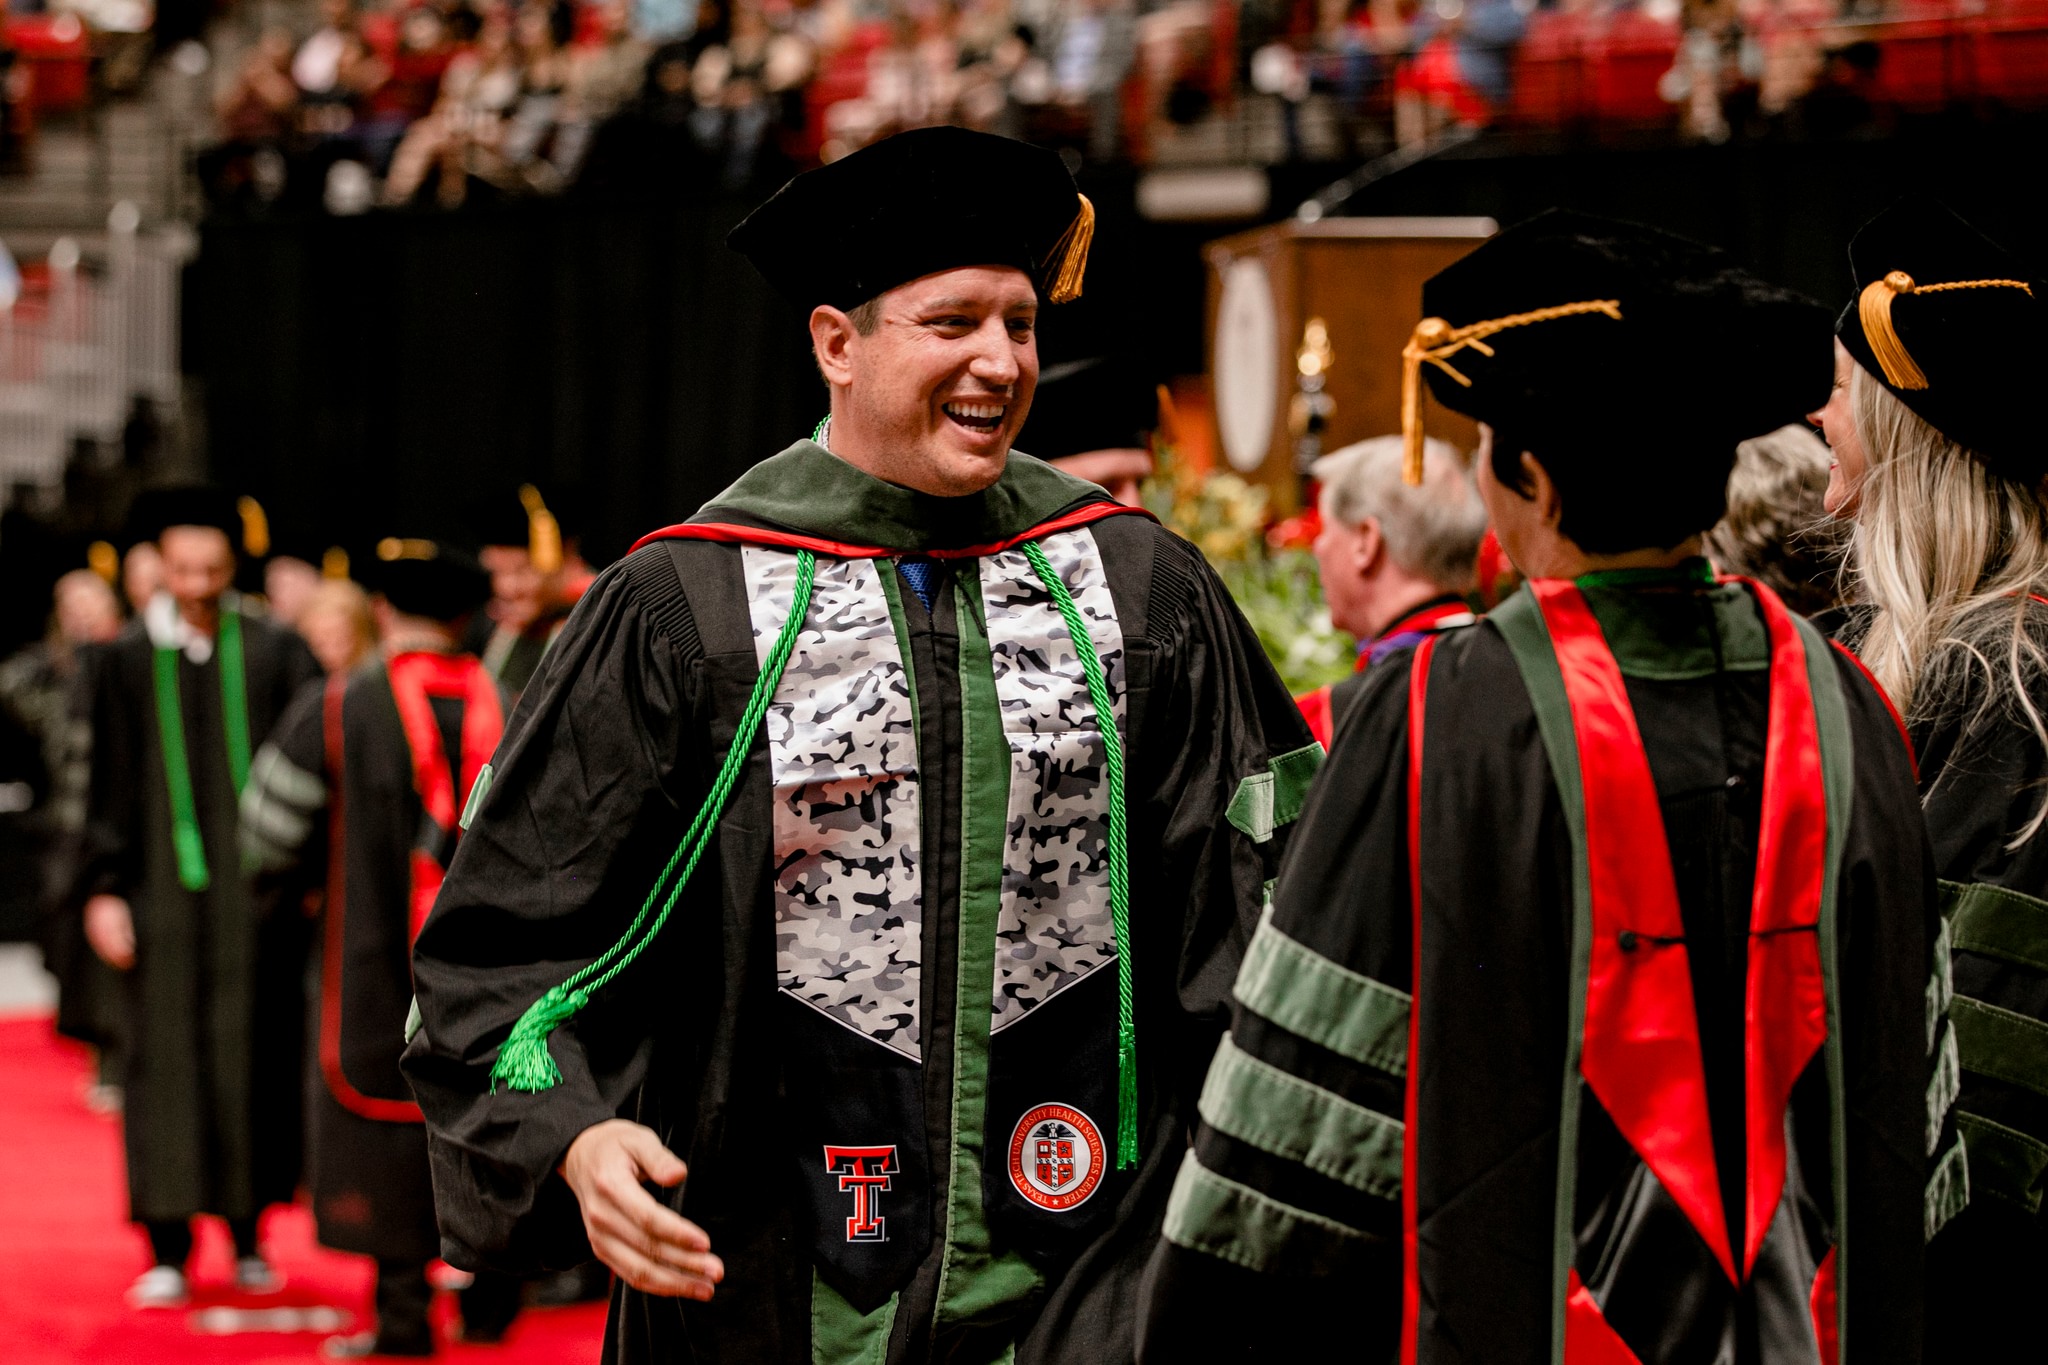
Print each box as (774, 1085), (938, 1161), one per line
(1399, 299), (1623, 485)
(519, 484), (564, 576)
(322, 546), (351, 580)
(1857, 272), (2033, 392)
(87, 541), (118, 586)
(1047, 194), (1095, 305)
(378, 537), (439, 562)
(237, 496), (271, 558)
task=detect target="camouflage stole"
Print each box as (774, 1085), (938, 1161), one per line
(743, 528), (1125, 1063)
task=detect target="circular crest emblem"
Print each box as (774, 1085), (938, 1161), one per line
(1007, 1103), (1106, 1211)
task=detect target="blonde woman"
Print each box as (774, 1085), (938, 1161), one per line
(297, 578), (376, 675)
(1814, 198), (2047, 1362)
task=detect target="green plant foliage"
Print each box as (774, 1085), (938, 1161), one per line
(1141, 449), (1356, 695)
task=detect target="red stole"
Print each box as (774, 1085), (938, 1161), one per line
(1402, 577), (1835, 1363)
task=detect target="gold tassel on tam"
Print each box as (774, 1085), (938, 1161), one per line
(1047, 194), (1095, 304)
(322, 546), (351, 579)
(237, 497), (271, 557)
(1858, 271), (2032, 392)
(87, 540), (118, 585)
(1398, 299), (1623, 485)
(520, 484), (563, 575)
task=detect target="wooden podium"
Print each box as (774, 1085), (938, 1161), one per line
(1205, 217), (1496, 515)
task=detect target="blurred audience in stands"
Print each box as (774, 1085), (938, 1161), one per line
(186, 0), (2048, 214)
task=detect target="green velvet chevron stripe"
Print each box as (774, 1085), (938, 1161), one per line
(1928, 913), (1954, 1053)
(1926, 1133), (1970, 1242)
(1225, 743), (1326, 844)
(1945, 879), (2048, 975)
(1928, 1019), (1961, 1155)
(1232, 908), (1409, 1075)
(1161, 1153), (1372, 1274)
(1197, 1036), (1403, 1198)
(1956, 1112), (2048, 1216)
(1950, 996), (2048, 1100)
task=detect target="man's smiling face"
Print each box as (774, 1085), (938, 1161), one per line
(833, 265), (1040, 497)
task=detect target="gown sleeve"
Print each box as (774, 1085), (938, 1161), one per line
(240, 676), (329, 877)
(1137, 532), (1325, 1033)
(402, 551), (708, 1274)
(76, 639), (142, 904)
(1139, 642), (1416, 1364)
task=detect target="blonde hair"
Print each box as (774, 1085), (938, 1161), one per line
(1845, 366), (2048, 845)
(299, 579), (376, 673)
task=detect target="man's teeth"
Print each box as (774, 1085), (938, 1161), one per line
(945, 403), (1005, 422)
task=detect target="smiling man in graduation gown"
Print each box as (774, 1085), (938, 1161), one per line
(242, 538), (518, 1356)
(401, 125), (1314, 1365)
(1140, 212), (1949, 1364)
(77, 485), (322, 1308)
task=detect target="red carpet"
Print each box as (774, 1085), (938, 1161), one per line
(0, 1014), (607, 1363)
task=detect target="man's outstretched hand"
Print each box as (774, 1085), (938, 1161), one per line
(562, 1120), (724, 1300)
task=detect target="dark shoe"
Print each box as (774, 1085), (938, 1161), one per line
(322, 1330), (435, 1358)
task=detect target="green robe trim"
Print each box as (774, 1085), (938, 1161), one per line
(931, 566), (1043, 1349)
(701, 441), (1101, 553)
(1953, 1112), (2048, 1215)
(1486, 587), (1593, 1365)
(1949, 996), (2048, 1099)
(1161, 1153), (1372, 1274)
(1944, 879), (2048, 976)
(151, 609), (252, 892)
(811, 1272), (898, 1365)
(1197, 1035), (1404, 1198)
(1232, 907), (1409, 1075)
(1225, 743), (1326, 844)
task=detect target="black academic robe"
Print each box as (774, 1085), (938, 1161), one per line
(246, 654), (506, 1262)
(1907, 597), (2048, 1363)
(1142, 571), (1940, 1365)
(78, 607), (321, 1223)
(403, 442), (1312, 1364)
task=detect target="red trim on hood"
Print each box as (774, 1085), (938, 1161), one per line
(1738, 581), (1830, 1278)
(1399, 633), (1440, 1365)
(627, 501), (1154, 559)
(1530, 578), (1735, 1283)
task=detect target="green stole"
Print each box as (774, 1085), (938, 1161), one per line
(153, 609), (251, 892)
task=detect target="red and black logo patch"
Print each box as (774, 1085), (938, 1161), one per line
(1007, 1103), (1105, 1212)
(823, 1145), (897, 1242)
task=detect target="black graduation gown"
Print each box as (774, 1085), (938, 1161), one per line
(402, 443), (1313, 1364)
(77, 607), (321, 1223)
(1908, 598), (2048, 1363)
(246, 656), (505, 1262)
(1141, 573), (1940, 1365)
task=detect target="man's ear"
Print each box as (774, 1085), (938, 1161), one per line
(811, 305), (858, 389)
(1519, 452), (1565, 529)
(1353, 517), (1385, 577)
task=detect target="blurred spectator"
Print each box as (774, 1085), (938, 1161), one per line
(1044, 0), (1135, 160)
(296, 578), (376, 674)
(217, 27), (301, 146)
(1395, 0), (1524, 146)
(119, 542), (161, 615)
(1703, 423), (1845, 617)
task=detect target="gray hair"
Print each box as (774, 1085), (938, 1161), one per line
(1312, 435), (1486, 593)
(1702, 424), (1846, 616)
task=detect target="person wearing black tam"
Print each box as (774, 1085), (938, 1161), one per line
(464, 483), (595, 700)
(75, 484), (321, 1309)
(1143, 210), (1939, 1365)
(1814, 197), (2048, 1363)
(1015, 355), (1158, 505)
(241, 535), (518, 1356)
(401, 125), (1311, 1365)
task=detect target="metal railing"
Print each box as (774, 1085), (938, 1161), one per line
(0, 203), (190, 501)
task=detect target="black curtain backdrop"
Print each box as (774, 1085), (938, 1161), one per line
(185, 116), (2048, 569)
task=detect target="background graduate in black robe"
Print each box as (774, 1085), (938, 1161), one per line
(1141, 212), (1946, 1365)
(402, 126), (1313, 1364)
(76, 485), (321, 1309)
(243, 537), (520, 1356)
(1816, 198), (2048, 1364)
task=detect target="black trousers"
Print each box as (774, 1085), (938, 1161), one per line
(373, 1259), (522, 1347)
(145, 1215), (260, 1267)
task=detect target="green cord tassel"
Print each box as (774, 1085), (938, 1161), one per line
(490, 551), (818, 1094)
(1022, 540), (1138, 1170)
(492, 985), (588, 1091)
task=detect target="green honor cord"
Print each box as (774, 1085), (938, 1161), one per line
(153, 610), (252, 893)
(494, 538), (1139, 1170)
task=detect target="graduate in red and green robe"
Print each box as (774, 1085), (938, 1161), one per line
(401, 127), (1313, 1364)
(1141, 211), (1949, 1365)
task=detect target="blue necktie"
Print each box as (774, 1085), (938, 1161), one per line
(897, 558), (938, 612)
